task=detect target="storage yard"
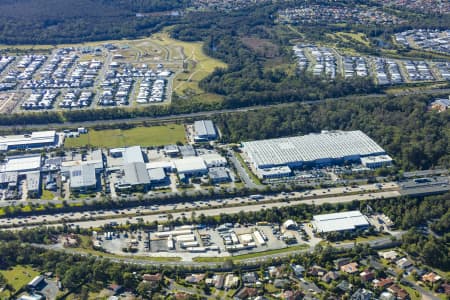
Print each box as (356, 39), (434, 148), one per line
(293, 43), (450, 84)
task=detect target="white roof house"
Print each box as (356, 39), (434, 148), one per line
(312, 210), (369, 233)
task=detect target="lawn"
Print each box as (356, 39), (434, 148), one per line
(64, 124), (186, 148)
(0, 265), (39, 296)
(72, 246), (181, 262)
(150, 32), (227, 98)
(193, 244), (309, 263)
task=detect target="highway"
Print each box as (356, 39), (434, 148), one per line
(1, 182), (400, 229)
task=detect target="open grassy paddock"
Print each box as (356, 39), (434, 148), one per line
(0, 265), (39, 297)
(64, 124), (186, 148)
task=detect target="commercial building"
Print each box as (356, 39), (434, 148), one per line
(257, 166), (292, 179)
(1, 154), (42, 173)
(0, 130), (58, 151)
(123, 146), (145, 164)
(312, 210), (370, 234)
(242, 130), (388, 170)
(209, 167), (230, 184)
(65, 164), (98, 192)
(26, 172), (41, 198)
(201, 153), (227, 168)
(148, 167), (168, 184)
(174, 157), (208, 176)
(360, 155), (393, 168)
(194, 120), (218, 142)
(118, 162), (150, 190)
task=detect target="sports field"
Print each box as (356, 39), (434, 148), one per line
(64, 124), (186, 148)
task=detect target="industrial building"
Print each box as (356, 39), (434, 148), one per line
(65, 164), (98, 192)
(174, 157), (208, 176)
(242, 131), (389, 170)
(26, 172), (41, 198)
(312, 210), (370, 234)
(209, 167), (231, 184)
(0, 130), (59, 151)
(360, 155), (393, 168)
(194, 120), (218, 142)
(123, 146), (145, 164)
(1, 154), (42, 173)
(118, 162), (150, 191)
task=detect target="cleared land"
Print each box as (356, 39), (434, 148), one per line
(64, 124), (186, 148)
(150, 32), (227, 101)
(0, 265), (39, 297)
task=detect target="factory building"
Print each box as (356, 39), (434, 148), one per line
(194, 120), (218, 142)
(174, 157), (208, 176)
(117, 162), (150, 191)
(312, 210), (370, 234)
(0, 154), (42, 173)
(123, 146), (145, 164)
(209, 167), (231, 184)
(65, 164), (98, 192)
(26, 172), (41, 198)
(0, 130), (59, 151)
(242, 130), (389, 171)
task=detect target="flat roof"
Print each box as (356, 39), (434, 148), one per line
(174, 157), (207, 174)
(123, 146), (144, 164)
(0, 130), (56, 149)
(26, 172), (41, 191)
(209, 167), (229, 179)
(69, 164), (97, 189)
(123, 162), (150, 185)
(313, 210), (369, 233)
(242, 130), (386, 169)
(1, 155), (41, 172)
(148, 167), (166, 181)
(194, 120), (217, 138)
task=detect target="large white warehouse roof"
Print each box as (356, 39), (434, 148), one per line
(242, 130), (386, 169)
(312, 210), (369, 233)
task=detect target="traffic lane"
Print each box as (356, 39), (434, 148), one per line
(0, 183), (399, 227)
(5, 190), (400, 230)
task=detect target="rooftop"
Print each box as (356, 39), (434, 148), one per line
(313, 210), (369, 233)
(242, 130), (386, 169)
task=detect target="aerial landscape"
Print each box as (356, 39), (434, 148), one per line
(0, 0), (449, 299)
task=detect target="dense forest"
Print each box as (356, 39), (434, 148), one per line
(213, 95), (450, 170)
(0, 0), (187, 44)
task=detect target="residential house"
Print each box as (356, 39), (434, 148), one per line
(142, 273), (162, 283)
(373, 278), (394, 289)
(378, 250), (399, 261)
(334, 257), (352, 269)
(351, 288), (373, 300)
(224, 274), (239, 289)
(360, 270), (375, 282)
(422, 272), (442, 284)
(292, 265), (305, 278)
(234, 287), (258, 300)
(107, 284), (123, 296)
(281, 290), (303, 300)
(387, 284), (410, 300)
(379, 292), (396, 300)
(242, 272), (258, 286)
(341, 262), (359, 274)
(337, 280), (352, 292)
(321, 271), (339, 283)
(274, 279), (290, 289)
(396, 258), (413, 270)
(185, 274), (205, 284)
(308, 265), (327, 277)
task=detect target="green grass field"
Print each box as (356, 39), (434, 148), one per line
(0, 265), (39, 296)
(64, 125), (186, 148)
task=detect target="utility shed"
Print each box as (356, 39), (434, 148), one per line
(312, 210), (369, 234)
(123, 162), (150, 186)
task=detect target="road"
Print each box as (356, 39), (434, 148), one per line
(1, 184), (400, 229)
(227, 148), (261, 190)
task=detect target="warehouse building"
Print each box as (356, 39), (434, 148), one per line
(194, 120), (218, 142)
(312, 210), (370, 234)
(174, 157), (208, 176)
(26, 171), (41, 198)
(0, 130), (59, 151)
(148, 167), (168, 185)
(118, 162), (150, 191)
(0, 154), (42, 173)
(65, 164), (98, 192)
(123, 146), (145, 164)
(242, 130), (389, 170)
(209, 167), (230, 184)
